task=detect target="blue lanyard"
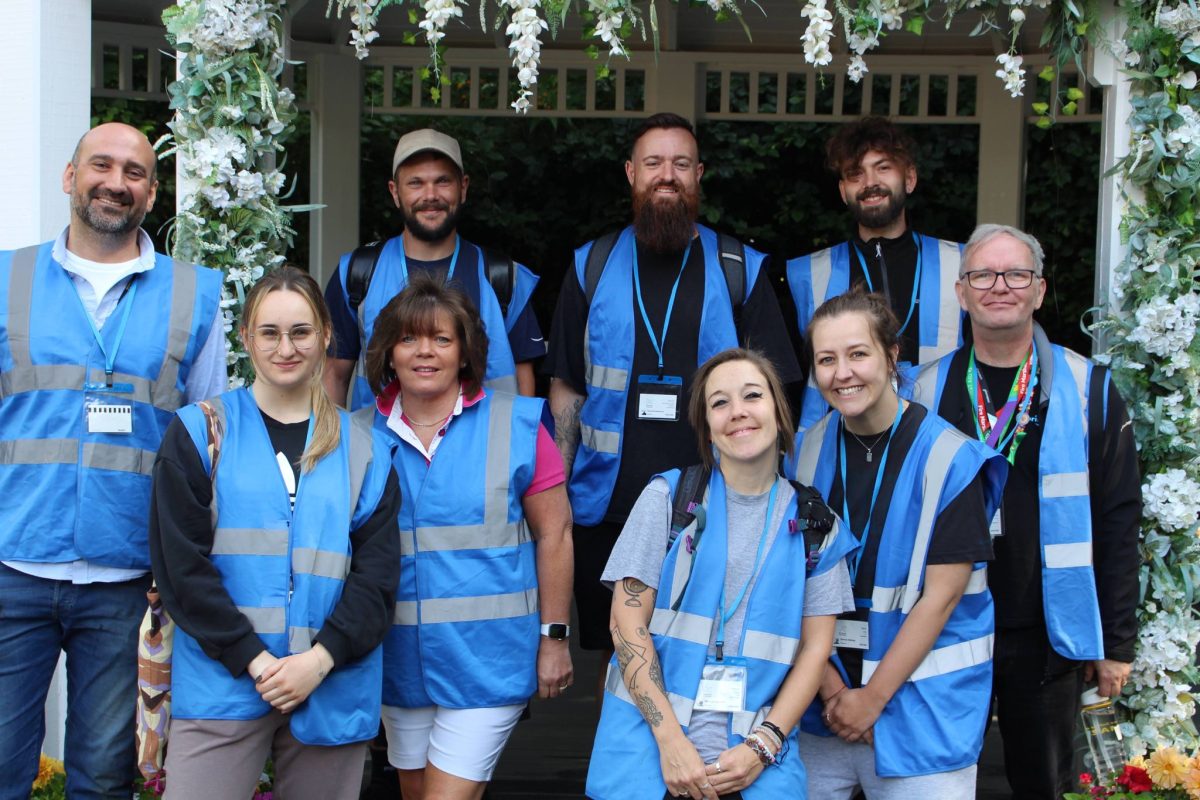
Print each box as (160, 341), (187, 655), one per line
(75, 277), (138, 388)
(839, 400), (903, 589)
(851, 231), (921, 336)
(399, 235), (461, 284)
(715, 479), (778, 660)
(633, 241), (692, 374)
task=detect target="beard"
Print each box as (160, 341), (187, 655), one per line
(847, 184), (908, 231)
(71, 187), (145, 237)
(402, 200), (461, 243)
(632, 180), (699, 254)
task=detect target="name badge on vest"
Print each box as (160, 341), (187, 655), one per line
(87, 401), (132, 434)
(636, 375), (682, 422)
(694, 655), (747, 712)
(834, 619), (870, 650)
(989, 505), (1004, 538)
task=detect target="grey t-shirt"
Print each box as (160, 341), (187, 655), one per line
(601, 475), (854, 762)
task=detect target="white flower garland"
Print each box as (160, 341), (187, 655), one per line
(589, 0), (628, 59)
(503, 0), (548, 113)
(164, 0), (299, 385)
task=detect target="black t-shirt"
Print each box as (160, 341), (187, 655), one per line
(826, 402), (993, 686)
(324, 245), (545, 363)
(544, 235), (803, 524)
(851, 231), (920, 366)
(936, 345), (1142, 661)
(261, 411), (307, 508)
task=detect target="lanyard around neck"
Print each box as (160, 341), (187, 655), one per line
(839, 398), (903, 589)
(633, 241), (692, 374)
(76, 276), (138, 388)
(715, 478), (778, 660)
(852, 231), (921, 336)
(967, 345), (1038, 464)
(399, 235), (461, 284)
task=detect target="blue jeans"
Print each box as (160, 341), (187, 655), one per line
(0, 563), (151, 800)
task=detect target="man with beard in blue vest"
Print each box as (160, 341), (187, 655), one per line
(787, 117), (965, 429)
(544, 113), (802, 691)
(0, 123), (226, 799)
(906, 224), (1141, 800)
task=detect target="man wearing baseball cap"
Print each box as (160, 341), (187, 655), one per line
(323, 128), (545, 408)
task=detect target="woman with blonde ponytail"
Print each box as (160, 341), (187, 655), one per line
(148, 266), (401, 800)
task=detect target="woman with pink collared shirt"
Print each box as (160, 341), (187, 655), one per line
(363, 274), (573, 800)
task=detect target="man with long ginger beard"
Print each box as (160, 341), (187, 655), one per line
(786, 116), (967, 429)
(545, 113), (800, 690)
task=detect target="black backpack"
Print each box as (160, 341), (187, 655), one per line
(344, 240), (517, 316)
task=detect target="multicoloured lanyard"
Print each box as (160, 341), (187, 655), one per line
(851, 231), (921, 336)
(966, 345), (1038, 465)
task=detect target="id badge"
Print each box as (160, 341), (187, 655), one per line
(834, 619), (870, 650)
(87, 401), (133, 434)
(694, 655), (747, 712)
(988, 506), (1004, 538)
(636, 375), (682, 422)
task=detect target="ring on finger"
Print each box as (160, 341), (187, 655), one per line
(715, 758), (723, 773)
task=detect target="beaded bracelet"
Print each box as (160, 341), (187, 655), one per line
(759, 720), (786, 744)
(743, 733), (777, 767)
(753, 725), (781, 752)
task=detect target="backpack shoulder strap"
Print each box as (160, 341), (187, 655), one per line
(788, 479), (837, 575)
(667, 464), (710, 551)
(584, 231), (621, 305)
(1087, 362), (1108, 474)
(346, 241), (384, 313)
(483, 247), (516, 318)
(716, 231), (746, 313)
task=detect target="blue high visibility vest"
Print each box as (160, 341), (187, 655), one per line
(342, 236), (536, 409)
(569, 225), (762, 525)
(0, 242), (221, 568)
(380, 389), (544, 708)
(586, 470), (857, 799)
(904, 324), (1105, 661)
(788, 409), (1006, 777)
(786, 234), (963, 430)
(171, 390), (393, 745)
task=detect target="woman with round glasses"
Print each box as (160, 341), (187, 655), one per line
(788, 287), (1006, 798)
(364, 274), (573, 800)
(149, 266), (401, 799)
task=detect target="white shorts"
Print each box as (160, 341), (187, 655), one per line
(381, 703), (526, 782)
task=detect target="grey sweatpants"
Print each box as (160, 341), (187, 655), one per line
(799, 732), (976, 799)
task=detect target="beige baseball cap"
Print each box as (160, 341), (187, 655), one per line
(392, 129), (463, 175)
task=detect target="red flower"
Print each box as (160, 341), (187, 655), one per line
(1115, 765), (1153, 793)
(1079, 772), (1094, 786)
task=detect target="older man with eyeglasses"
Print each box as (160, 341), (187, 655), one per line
(903, 223), (1141, 800)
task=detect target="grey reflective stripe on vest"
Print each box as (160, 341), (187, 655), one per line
(810, 249), (833, 308)
(82, 443), (157, 476)
(794, 415), (832, 485)
(862, 632), (993, 685)
(212, 527), (290, 556)
(0, 364), (84, 398)
(899, 429), (966, 615)
(154, 263), (198, 409)
(415, 521), (527, 553)
(742, 629), (800, 666)
(604, 662), (697, 728)
(393, 586), (539, 625)
(580, 423), (619, 455)
(731, 705), (772, 737)
(918, 241), (962, 364)
(290, 626), (318, 653)
(1044, 542), (1092, 569)
(347, 407), (375, 523)
(871, 564), (987, 613)
(484, 374), (518, 394)
(5, 247), (38, 366)
(0, 438), (77, 465)
(293, 547), (352, 580)
(238, 605), (287, 635)
(911, 361), (942, 409)
(1042, 472), (1088, 498)
(650, 607), (712, 647)
(1062, 347), (1091, 438)
(1032, 323), (1088, 437)
(586, 363), (629, 393)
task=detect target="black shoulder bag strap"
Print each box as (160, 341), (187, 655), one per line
(716, 232), (746, 328)
(346, 241), (384, 313)
(788, 480), (837, 575)
(1087, 363), (1108, 475)
(583, 230), (622, 304)
(668, 464), (711, 551)
(483, 247), (516, 318)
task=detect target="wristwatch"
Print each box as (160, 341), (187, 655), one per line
(540, 622), (571, 640)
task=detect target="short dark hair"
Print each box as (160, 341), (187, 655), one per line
(687, 348), (795, 469)
(807, 284), (904, 384)
(364, 273), (489, 398)
(825, 116), (916, 177)
(630, 113), (696, 158)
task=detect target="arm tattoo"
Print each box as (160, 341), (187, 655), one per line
(553, 395), (584, 475)
(612, 624), (666, 727)
(622, 577), (649, 607)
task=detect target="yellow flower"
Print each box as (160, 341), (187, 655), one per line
(1148, 746), (1190, 789)
(33, 754), (64, 789)
(1130, 753), (1148, 768)
(1185, 755), (1200, 797)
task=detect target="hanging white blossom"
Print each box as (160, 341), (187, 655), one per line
(800, 0), (834, 67)
(504, 0), (548, 113)
(589, 0), (628, 58)
(994, 52), (1026, 97)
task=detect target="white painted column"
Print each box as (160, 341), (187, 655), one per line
(308, 51), (362, 286)
(1090, 1), (1133, 350)
(974, 69), (1026, 227)
(0, 0), (92, 249)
